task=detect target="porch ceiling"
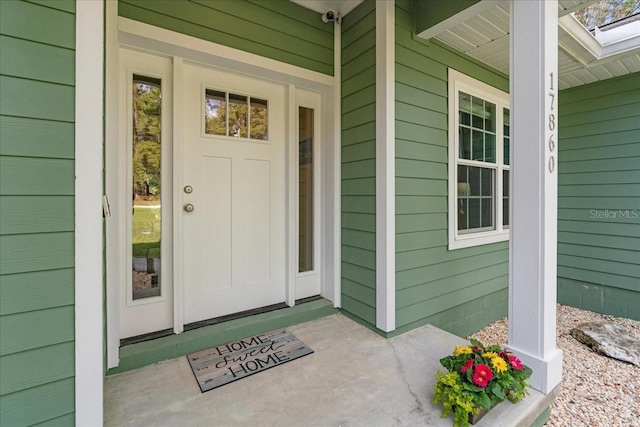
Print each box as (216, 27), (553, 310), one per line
(424, 0), (640, 90)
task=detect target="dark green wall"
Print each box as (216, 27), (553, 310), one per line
(340, 0), (377, 328)
(118, 0), (334, 75)
(394, 0), (510, 336)
(557, 72), (640, 320)
(0, 0), (76, 425)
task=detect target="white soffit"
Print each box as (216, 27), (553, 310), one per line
(291, 0), (363, 16)
(426, 0), (640, 89)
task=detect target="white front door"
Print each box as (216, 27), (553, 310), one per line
(181, 63), (287, 324)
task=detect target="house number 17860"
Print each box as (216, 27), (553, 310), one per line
(548, 72), (556, 173)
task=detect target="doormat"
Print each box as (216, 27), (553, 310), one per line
(187, 329), (314, 392)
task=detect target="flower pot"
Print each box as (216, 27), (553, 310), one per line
(469, 394), (508, 425)
(469, 406), (490, 425)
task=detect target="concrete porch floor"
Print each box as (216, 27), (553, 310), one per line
(105, 313), (557, 426)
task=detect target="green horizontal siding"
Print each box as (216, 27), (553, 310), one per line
(0, 269), (75, 316)
(557, 72), (640, 318)
(0, 0), (75, 49)
(0, 116), (75, 159)
(394, 0), (509, 333)
(0, 379), (74, 427)
(341, 0), (377, 328)
(0, 196), (74, 235)
(0, 1), (76, 425)
(118, 0), (333, 75)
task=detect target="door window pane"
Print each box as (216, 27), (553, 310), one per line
(228, 93), (247, 137)
(205, 89), (226, 136)
(299, 107), (314, 272)
(250, 98), (268, 140)
(132, 75), (162, 300)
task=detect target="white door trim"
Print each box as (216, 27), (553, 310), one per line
(286, 84), (297, 307)
(172, 57), (185, 334)
(118, 17), (334, 89)
(105, 8), (341, 368)
(75, 0), (104, 424)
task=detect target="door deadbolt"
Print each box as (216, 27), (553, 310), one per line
(184, 185), (193, 194)
(183, 203), (195, 213)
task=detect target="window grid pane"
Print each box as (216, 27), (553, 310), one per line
(458, 92), (496, 163)
(503, 169), (510, 227)
(457, 165), (495, 232)
(503, 108), (510, 165)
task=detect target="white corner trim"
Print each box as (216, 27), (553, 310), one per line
(75, 0), (105, 425)
(104, 0), (120, 370)
(333, 19), (342, 308)
(118, 17), (334, 88)
(375, 0), (395, 333)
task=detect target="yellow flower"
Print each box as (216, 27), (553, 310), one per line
(483, 352), (498, 359)
(491, 356), (508, 373)
(453, 346), (473, 356)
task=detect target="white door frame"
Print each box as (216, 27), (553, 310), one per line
(105, 12), (340, 369)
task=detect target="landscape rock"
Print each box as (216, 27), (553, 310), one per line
(570, 321), (640, 368)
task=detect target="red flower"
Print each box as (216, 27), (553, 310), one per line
(472, 345), (483, 353)
(472, 364), (494, 388)
(460, 359), (474, 374)
(508, 355), (524, 371)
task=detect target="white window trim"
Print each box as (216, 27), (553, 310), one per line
(448, 68), (510, 250)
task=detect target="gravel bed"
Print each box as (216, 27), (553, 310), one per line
(467, 304), (640, 427)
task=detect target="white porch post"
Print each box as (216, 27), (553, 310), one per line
(508, 0), (562, 394)
(75, 0), (105, 423)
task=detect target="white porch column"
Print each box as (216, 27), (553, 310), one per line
(375, 0), (395, 332)
(75, 0), (105, 424)
(508, 0), (562, 394)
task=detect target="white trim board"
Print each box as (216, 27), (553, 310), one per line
(375, 0), (396, 332)
(75, 0), (105, 424)
(118, 18), (334, 90)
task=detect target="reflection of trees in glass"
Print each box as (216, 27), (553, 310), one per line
(133, 79), (161, 198)
(574, 0), (640, 31)
(228, 94), (247, 137)
(251, 98), (268, 140)
(205, 90), (226, 136)
(205, 90), (268, 139)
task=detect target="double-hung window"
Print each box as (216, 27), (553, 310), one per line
(448, 69), (510, 249)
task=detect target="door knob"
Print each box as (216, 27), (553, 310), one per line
(184, 185), (193, 194)
(183, 203), (195, 213)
